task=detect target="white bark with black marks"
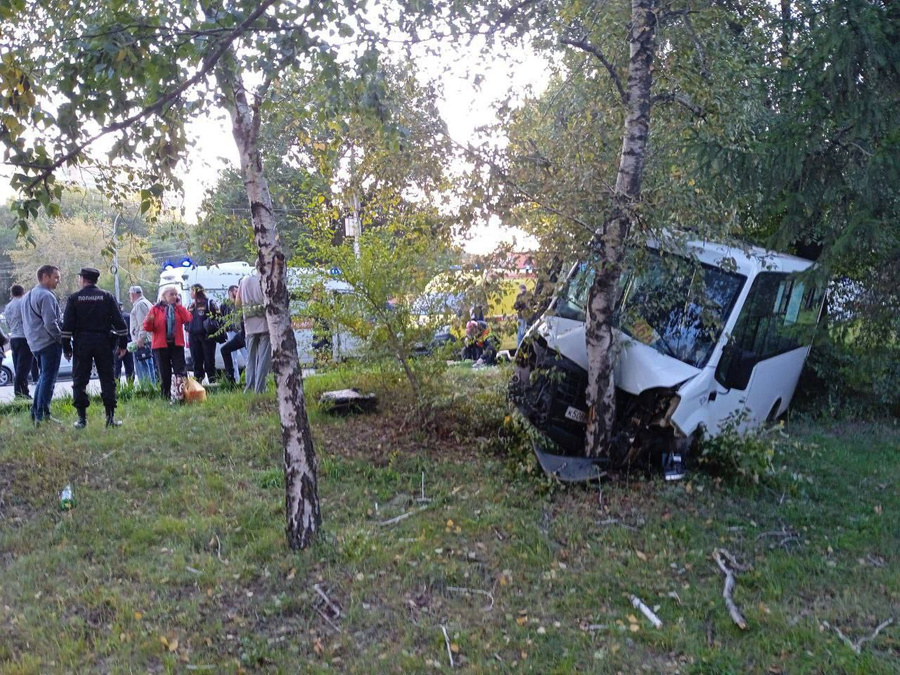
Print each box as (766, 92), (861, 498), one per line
(584, 0), (658, 457)
(214, 50), (321, 550)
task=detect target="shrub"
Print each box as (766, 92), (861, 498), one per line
(697, 413), (776, 483)
(795, 329), (900, 419)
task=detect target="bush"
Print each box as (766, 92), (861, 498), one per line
(697, 413), (776, 483)
(794, 329), (900, 419)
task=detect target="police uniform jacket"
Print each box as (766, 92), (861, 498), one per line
(61, 285), (129, 351)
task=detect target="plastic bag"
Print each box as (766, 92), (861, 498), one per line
(171, 374), (186, 404)
(183, 376), (207, 403)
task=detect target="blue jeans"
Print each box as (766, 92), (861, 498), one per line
(134, 354), (157, 385)
(31, 342), (62, 421)
(517, 318), (528, 347)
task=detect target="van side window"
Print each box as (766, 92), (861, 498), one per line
(717, 272), (823, 385)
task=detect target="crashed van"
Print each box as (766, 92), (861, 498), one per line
(509, 239), (825, 481)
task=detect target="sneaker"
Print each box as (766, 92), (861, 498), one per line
(73, 418), (87, 429)
(106, 416), (122, 428)
(663, 452), (686, 481)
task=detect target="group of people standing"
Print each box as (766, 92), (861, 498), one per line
(2, 264), (274, 428)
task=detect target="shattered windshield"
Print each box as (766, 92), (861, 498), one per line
(554, 252), (746, 368)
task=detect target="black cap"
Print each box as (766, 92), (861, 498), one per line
(79, 267), (100, 283)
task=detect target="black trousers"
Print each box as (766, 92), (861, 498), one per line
(154, 343), (187, 400)
(72, 335), (117, 413)
(221, 332), (245, 383)
(114, 349), (135, 382)
(189, 335), (217, 383)
(10, 337), (33, 396)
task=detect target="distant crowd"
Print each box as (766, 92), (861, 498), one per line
(0, 264), (272, 428)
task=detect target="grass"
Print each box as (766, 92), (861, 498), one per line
(0, 365), (898, 673)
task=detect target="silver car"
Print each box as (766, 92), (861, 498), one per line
(1, 348), (95, 387)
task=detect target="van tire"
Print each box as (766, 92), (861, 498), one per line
(765, 399), (783, 425)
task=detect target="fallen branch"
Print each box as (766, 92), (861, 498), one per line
(630, 595), (663, 629)
(441, 624), (455, 668)
(378, 505), (429, 527)
(446, 586), (495, 611)
(712, 548), (748, 630)
(598, 518), (638, 531)
(315, 606), (342, 634)
(823, 617), (894, 654)
(312, 584), (342, 619)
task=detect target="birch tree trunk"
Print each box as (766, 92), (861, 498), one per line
(215, 55), (321, 549)
(584, 0), (658, 457)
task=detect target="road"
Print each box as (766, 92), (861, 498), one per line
(0, 378), (109, 405)
(0, 369), (318, 405)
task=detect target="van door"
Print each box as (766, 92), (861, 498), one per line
(704, 273), (824, 432)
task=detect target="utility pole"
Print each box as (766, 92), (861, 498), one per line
(112, 213), (121, 303)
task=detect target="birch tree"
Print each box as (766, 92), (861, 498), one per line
(0, 0), (377, 549)
(482, 0), (767, 457)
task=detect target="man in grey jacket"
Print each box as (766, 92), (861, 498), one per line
(21, 265), (63, 423)
(5, 284), (37, 398)
(238, 273), (270, 393)
(128, 285), (156, 385)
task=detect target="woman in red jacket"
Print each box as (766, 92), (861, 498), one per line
(143, 286), (192, 400)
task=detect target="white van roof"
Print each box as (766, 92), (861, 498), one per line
(650, 237), (815, 278)
(158, 261), (353, 295)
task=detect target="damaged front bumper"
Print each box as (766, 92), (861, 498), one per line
(508, 337), (687, 480)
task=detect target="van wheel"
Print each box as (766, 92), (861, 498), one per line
(0, 366), (12, 387)
(765, 399), (783, 426)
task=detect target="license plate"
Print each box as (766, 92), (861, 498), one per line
(564, 406), (587, 423)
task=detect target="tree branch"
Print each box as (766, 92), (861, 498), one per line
(450, 136), (599, 233)
(651, 92), (704, 117)
(681, 10), (710, 81)
(20, 0), (281, 193)
(559, 36), (627, 105)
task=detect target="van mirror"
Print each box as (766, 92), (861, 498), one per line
(717, 344), (756, 391)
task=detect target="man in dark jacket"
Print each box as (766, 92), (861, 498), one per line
(220, 284), (246, 385)
(113, 302), (135, 384)
(61, 267), (129, 428)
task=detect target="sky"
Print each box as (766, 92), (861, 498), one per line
(1, 32), (547, 257)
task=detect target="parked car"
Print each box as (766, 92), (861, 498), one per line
(1, 348), (97, 386)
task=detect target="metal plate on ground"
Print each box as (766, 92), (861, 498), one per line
(533, 441), (608, 483)
(319, 388), (377, 414)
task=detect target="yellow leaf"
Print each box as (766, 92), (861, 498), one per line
(629, 624), (640, 633)
(287, 568), (296, 581)
(450, 643), (460, 654)
(516, 616), (528, 626)
(159, 636), (169, 647)
(446, 519), (454, 527)
(168, 638), (179, 652)
(134, 611), (143, 620)
(627, 614), (638, 624)
(635, 550), (648, 562)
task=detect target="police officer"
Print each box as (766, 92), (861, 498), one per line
(61, 267), (129, 428)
